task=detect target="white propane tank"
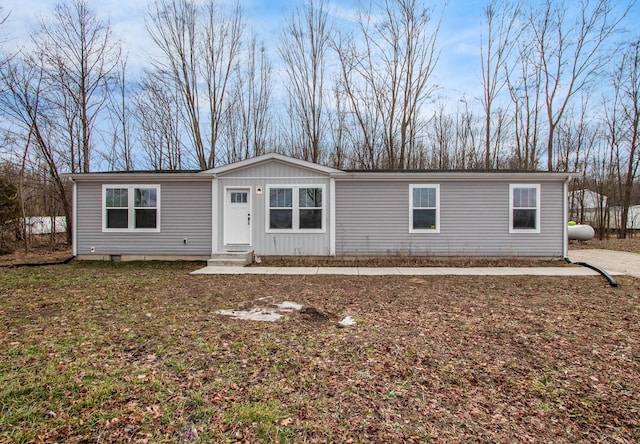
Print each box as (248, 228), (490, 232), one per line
(567, 222), (595, 241)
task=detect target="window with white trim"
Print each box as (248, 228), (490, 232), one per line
(509, 184), (540, 233)
(269, 187), (293, 229)
(103, 185), (160, 232)
(299, 187), (323, 229)
(409, 184), (440, 233)
(267, 185), (325, 232)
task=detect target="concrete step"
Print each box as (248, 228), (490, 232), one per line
(208, 251), (253, 267)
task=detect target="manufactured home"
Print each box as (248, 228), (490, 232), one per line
(66, 153), (574, 261)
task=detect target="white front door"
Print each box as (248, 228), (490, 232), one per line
(224, 188), (251, 245)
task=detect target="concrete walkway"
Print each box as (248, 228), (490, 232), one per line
(191, 265), (616, 276)
(192, 249), (639, 277)
(569, 249), (640, 278)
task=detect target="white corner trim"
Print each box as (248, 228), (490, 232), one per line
(330, 177), (336, 256)
(563, 177), (569, 257)
(211, 179), (218, 254)
(71, 178), (77, 257)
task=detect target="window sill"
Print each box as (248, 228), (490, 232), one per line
(102, 228), (161, 233)
(266, 228), (326, 234)
(509, 228), (541, 234)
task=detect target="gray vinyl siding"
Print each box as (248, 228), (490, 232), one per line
(219, 160), (325, 178)
(216, 176), (331, 256)
(215, 159), (333, 255)
(76, 180), (212, 256)
(335, 180), (565, 257)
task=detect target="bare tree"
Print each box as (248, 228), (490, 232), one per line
(0, 58), (72, 244)
(334, 0), (441, 169)
(0, 5), (9, 61)
(527, 0), (632, 171)
(427, 103), (454, 169)
(556, 97), (597, 173)
(202, 0), (243, 167)
(587, 134), (615, 238)
(479, 0), (521, 169)
(328, 82), (349, 169)
(279, 0), (331, 164)
(422, 99), (487, 170)
(0, 171), (21, 254)
(135, 74), (185, 170)
(454, 98), (483, 169)
(506, 39), (543, 170)
(333, 34), (384, 168)
(147, 0), (243, 169)
(556, 98), (602, 225)
(104, 56), (134, 171)
(33, 0), (121, 173)
(223, 34), (272, 163)
(0, 0), (120, 250)
(246, 37), (272, 158)
(148, 0), (201, 168)
(607, 39), (640, 238)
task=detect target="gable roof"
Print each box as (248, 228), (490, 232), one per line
(64, 153), (576, 182)
(201, 152), (342, 176)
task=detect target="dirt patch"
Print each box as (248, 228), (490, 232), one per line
(298, 306), (334, 323)
(216, 300), (305, 322)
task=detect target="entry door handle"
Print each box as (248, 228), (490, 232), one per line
(247, 213), (251, 225)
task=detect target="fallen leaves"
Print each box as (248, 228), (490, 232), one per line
(1, 262), (639, 443)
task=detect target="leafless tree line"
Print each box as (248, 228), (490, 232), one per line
(0, 0), (120, 245)
(1, 0), (640, 247)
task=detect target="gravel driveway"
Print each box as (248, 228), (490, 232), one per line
(569, 249), (640, 278)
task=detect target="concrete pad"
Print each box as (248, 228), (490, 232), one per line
(569, 249), (640, 278)
(443, 267), (493, 275)
(274, 267), (319, 275)
(191, 264), (622, 277)
(397, 268), (448, 275)
(357, 267), (402, 275)
(482, 267), (598, 276)
(316, 267), (359, 275)
(190, 266), (282, 275)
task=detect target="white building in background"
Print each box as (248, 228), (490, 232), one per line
(630, 206), (640, 230)
(569, 189), (607, 226)
(22, 216), (67, 234)
(609, 205), (640, 231)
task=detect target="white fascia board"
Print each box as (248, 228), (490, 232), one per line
(204, 153), (342, 176)
(329, 177), (336, 256)
(331, 171), (578, 181)
(563, 177), (570, 258)
(212, 179), (218, 255)
(63, 172), (206, 182)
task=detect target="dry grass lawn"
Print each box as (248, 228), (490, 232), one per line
(1, 261), (639, 443)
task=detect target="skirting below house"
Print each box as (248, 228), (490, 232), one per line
(75, 254), (210, 262)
